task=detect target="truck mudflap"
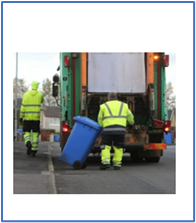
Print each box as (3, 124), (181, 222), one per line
(143, 143), (166, 150)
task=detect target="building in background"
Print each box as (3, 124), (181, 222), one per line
(40, 106), (60, 132)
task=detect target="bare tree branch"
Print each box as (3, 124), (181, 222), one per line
(166, 82), (176, 109)
(13, 78), (28, 98)
(42, 78), (56, 106)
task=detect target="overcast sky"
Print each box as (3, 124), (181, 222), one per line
(13, 52), (59, 90)
(13, 52), (176, 93)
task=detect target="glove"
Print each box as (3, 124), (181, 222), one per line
(128, 124), (133, 131)
(128, 124), (133, 130)
(20, 118), (23, 124)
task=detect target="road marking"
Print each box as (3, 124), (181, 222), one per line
(47, 145), (57, 194)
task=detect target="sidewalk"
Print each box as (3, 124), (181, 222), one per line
(14, 142), (57, 194)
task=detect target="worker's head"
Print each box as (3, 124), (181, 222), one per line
(31, 81), (39, 90)
(108, 92), (117, 101)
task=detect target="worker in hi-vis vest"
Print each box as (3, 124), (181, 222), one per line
(97, 92), (134, 170)
(20, 81), (44, 156)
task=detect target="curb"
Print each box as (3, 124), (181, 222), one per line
(47, 145), (57, 194)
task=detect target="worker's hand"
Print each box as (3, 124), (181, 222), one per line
(20, 118), (23, 124)
(128, 124), (133, 131)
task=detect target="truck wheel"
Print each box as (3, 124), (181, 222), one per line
(131, 152), (143, 162)
(73, 161), (82, 169)
(145, 157), (160, 163)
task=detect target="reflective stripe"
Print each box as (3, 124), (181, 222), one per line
(103, 128), (126, 132)
(104, 103), (113, 116)
(98, 117), (103, 120)
(104, 102), (127, 119)
(127, 113), (133, 117)
(23, 111), (40, 114)
(22, 104), (41, 107)
(113, 162), (121, 167)
(103, 116), (127, 120)
(102, 158), (110, 165)
(102, 158), (109, 161)
(118, 102), (124, 116)
(102, 162), (110, 165)
(113, 161), (122, 165)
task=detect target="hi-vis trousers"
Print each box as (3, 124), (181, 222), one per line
(100, 134), (125, 167)
(23, 120), (40, 151)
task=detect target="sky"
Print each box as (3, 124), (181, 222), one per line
(13, 52), (59, 91)
(13, 52), (176, 93)
(4, 2), (194, 221)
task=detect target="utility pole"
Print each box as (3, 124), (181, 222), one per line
(14, 53), (18, 141)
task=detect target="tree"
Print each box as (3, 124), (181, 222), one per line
(42, 78), (57, 106)
(13, 78), (28, 98)
(166, 82), (176, 109)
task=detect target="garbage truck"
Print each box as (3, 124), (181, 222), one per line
(52, 52), (170, 162)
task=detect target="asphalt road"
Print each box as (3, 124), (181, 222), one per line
(52, 144), (176, 194)
(13, 142), (175, 194)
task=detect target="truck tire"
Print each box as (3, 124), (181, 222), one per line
(73, 161), (82, 169)
(131, 152), (143, 162)
(145, 157), (160, 163)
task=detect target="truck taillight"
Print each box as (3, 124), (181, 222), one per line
(62, 121), (69, 133)
(64, 56), (70, 67)
(163, 55), (169, 67)
(164, 120), (171, 133)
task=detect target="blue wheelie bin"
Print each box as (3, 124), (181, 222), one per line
(60, 116), (102, 169)
(17, 129), (23, 135)
(54, 134), (60, 142)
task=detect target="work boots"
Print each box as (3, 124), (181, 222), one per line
(26, 141), (32, 155)
(31, 150), (37, 157)
(99, 164), (110, 170)
(114, 166), (121, 170)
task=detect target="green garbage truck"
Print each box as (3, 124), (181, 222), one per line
(52, 52), (170, 162)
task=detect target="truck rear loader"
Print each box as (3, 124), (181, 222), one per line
(52, 52), (170, 162)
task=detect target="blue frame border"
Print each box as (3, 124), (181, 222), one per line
(0, 1), (195, 2)
(1, 1), (195, 222)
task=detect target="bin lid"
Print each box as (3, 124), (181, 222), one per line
(73, 116), (102, 131)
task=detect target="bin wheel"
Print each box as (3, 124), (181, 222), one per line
(73, 161), (82, 169)
(82, 161), (88, 169)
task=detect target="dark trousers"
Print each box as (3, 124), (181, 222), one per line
(100, 134), (125, 148)
(23, 121), (40, 151)
(23, 120), (40, 133)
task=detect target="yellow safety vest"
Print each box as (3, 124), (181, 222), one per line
(20, 90), (44, 121)
(98, 100), (134, 131)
